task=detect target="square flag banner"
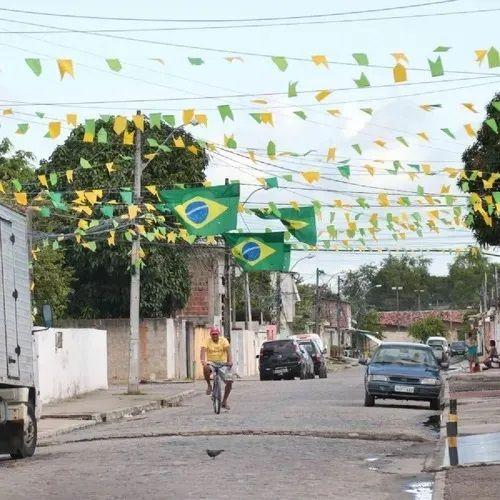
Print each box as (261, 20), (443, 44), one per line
(160, 184), (240, 236)
(224, 232), (291, 272)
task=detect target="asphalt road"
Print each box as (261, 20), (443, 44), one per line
(0, 367), (439, 499)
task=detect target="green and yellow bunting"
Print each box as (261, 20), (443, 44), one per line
(224, 232), (290, 272)
(159, 184), (240, 236)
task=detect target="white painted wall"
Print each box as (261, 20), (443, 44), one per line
(35, 328), (108, 405)
(231, 330), (267, 377)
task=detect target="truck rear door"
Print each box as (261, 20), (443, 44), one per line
(0, 217), (20, 379)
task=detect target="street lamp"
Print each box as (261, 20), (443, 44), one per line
(290, 254), (314, 273)
(314, 268), (325, 336)
(391, 286), (403, 332)
(414, 289), (425, 312)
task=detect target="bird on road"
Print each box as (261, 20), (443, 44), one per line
(206, 449), (224, 459)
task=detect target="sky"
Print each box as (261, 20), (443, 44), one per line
(0, 0), (499, 283)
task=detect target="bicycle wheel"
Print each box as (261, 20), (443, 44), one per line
(212, 374), (221, 414)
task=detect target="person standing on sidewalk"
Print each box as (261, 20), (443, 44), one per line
(467, 331), (478, 373)
(484, 340), (498, 369)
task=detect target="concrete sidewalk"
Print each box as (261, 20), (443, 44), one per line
(436, 369), (500, 499)
(39, 382), (202, 442)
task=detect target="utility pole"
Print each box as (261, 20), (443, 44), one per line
(484, 272), (488, 311)
(392, 286), (403, 333)
(314, 268), (323, 337)
(243, 272), (252, 330)
(223, 179), (232, 341)
(414, 289), (424, 312)
(231, 264), (236, 324)
(337, 275), (342, 355)
(495, 266), (499, 308)
(128, 110), (142, 395)
(276, 272), (282, 337)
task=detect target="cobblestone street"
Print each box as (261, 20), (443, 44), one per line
(0, 367), (438, 499)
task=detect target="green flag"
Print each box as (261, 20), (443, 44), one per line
(252, 205), (317, 245)
(160, 184), (240, 236)
(224, 232), (290, 272)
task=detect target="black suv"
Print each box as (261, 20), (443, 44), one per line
(298, 340), (328, 378)
(258, 339), (310, 380)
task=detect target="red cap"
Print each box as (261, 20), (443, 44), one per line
(209, 327), (220, 336)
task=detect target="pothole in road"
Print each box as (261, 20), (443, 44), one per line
(422, 414), (441, 432)
(404, 480), (433, 500)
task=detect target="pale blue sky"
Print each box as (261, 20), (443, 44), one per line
(0, 0), (499, 280)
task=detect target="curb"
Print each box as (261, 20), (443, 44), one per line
(39, 389), (199, 442)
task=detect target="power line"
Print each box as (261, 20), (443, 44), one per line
(0, 2), (460, 23)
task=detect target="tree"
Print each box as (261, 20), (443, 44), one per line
(358, 309), (383, 339)
(32, 246), (74, 322)
(292, 283), (315, 333)
(233, 272), (274, 323)
(0, 138), (36, 185)
(38, 118), (208, 318)
(459, 92), (500, 245)
(341, 264), (377, 321)
(408, 317), (446, 342)
(448, 249), (493, 309)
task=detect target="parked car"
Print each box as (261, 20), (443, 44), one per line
(299, 345), (315, 379)
(360, 342), (444, 410)
(426, 337), (450, 369)
(257, 339), (312, 380)
(450, 341), (467, 356)
(426, 337), (450, 355)
(290, 333), (326, 354)
(298, 339), (328, 378)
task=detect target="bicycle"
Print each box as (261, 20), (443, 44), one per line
(206, 362), (228, 414)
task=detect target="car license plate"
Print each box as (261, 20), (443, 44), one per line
(394, 385), (415, 393)
(274, 367), (288, 374)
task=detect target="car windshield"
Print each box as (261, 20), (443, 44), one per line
(261, 341), (296, 355)
(372, 345), (437, 367)
(427, 340), (444, 347)
(451, 341), (466, 348)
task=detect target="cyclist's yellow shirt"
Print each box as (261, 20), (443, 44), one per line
(205, 337), (230, 363)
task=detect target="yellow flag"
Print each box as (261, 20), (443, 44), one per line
(132, 114), (144, 131)
(327, 109), (341, 117)
(57, 59), (74, 79)
(393, 63), (407, 83)
(128, 205), (139, 219)
(419, 104), (435, 112)
(462, 103), (477, 113)
(206, 236), (216, 245)
(195, 113), (208, 126)
(78, 219), (89, 230)
(123, 130), (134, 145)
(248, 150), (256, 163)
(143, 153), (157, 161)
(315, 90), (331, 102)
(144, 203), (156, 212)
(107, 231), (116, 246)
(135, 225), (145, 235)
(443, 167), (459, 178)
(66, 113), (77, 126)
(0, 182), (5, 193)
(167, 231), (177, 243)
(311, 55), (328, 68)
(334, 199), (343, 208)
(237, 202), (245, 213)
(374, 139), (386, 148)
(173, 136), (185, 148)
(407, 172), (417, 181)
(261, 113), (274, 126)
(187, 145), (199, 155)
(326, 147), (336, 162)
(301, 171), (320, 183)
(84, 192), (98, 205)
(464, 123), (476, 137)
(224, 56), (244, 63)
(145, 185), (158, 197)
(105, 162), (115, 173)
(38, 175), (49, 188)
(252, 99), (267, 105)
(378, 193), (390, 207)
(391, 52), (409, 64)
(290, 201), (299, 210)
(475, 49), (487, 65)
(417, 132), (429, 141)
(182, 109), (195, 125)
(48, 122), (61, 138)
(2, 108), (13, 115)
(14, 192), (28, 206)
(440, 184), (450, 194)
(364, 164), (375, 176)
(113, 116), (127, 135)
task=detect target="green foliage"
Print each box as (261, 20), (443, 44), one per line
(358, 308), (383, 339)
(233, 272), (274, 322)
(408, 316), (446, 342)
(33, 246), (73, 323)
(0, 138), (36, 184)
(459, 92), (500, 245)
(292, 283), (315, 333)
(38, 117), (208, 318)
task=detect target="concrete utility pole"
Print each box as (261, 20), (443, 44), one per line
(128, 111), (142, 395)
(276, 272), (282, 337)
(337, 275), (342, 354)
(414, 289), (424, 312)
(243, 272), (252, 330)
(223, 179), (232, 341)
(314, 268), (323, 336)
(391, 286), (403, 333)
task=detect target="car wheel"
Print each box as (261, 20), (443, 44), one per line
(299, 367), (306, 380)
(319, 367), (328, 379)
(364, 391), (375, 407)
(10, 403), (37, 459)
(430, 398), (441, 411)
(259, 373), (271, 381)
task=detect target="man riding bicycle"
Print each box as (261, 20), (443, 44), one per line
(200, 327), (233, 410)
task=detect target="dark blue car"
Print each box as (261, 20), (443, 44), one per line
(361, 342), (444, 410)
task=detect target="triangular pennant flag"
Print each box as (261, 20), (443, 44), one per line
(311, 55), (328, 68)
(271, 56), (288, 71)
(106, 58), (122, 72)
(25, 58), (42, 76)
(57, 59), (74, 79)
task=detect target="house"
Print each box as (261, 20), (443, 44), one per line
(320, 297), (352, 354)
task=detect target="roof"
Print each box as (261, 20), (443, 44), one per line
(378, 310), (465, 328)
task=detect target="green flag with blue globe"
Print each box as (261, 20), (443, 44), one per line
(223, 232), (291, 272)
(159, 184), (240, 236)
(252, 205), (317, 245)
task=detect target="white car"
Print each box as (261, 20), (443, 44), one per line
(290, 334), (326, 354)
(426, 337), (450, 368)
(426, 336), (450, 354)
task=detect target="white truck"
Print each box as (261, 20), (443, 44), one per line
(0, 203), (43, 458)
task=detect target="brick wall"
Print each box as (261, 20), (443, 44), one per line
(378, 310), (465, 328)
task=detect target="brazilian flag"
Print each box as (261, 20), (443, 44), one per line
(160, 184), (240, 236)
(224, 232), (291, 272)
(252, 205), (317, 245)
